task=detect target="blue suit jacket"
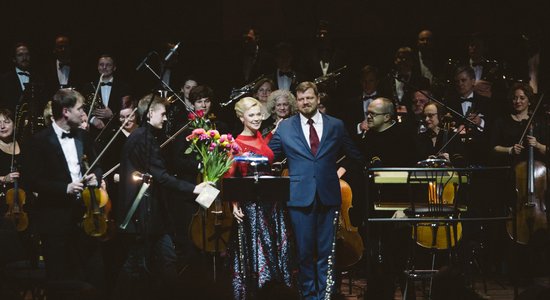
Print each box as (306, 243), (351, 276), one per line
(269, 113), (364, 207)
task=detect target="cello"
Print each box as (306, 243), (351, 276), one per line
(415, 118), (462, 250)
(506, 94), (548, 244)
(335, 155), (364, 269)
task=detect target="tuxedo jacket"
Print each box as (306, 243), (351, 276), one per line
(24, 126), (101, 234)
(41, 59), (84, 99)
(82, 76), (132, 115)
(265, 69), (306, 92)
(0, 69), (45, 111)
(268, 113), (364, 207)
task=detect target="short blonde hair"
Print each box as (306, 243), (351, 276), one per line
(235, 97), (262, 118)
(266, 90), (296, 115)
(138, 94), (168, 122)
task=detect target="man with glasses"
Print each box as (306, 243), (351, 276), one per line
(361, 97), (417, 167)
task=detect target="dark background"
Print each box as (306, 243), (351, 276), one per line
(0, 0), (547, 102)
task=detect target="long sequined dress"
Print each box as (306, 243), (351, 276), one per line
(229, 131), (296, 299)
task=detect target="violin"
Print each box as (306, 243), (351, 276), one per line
(80, 155), (109, 238)
(4, 108), (28, 232)
(5, 164), (28, 232)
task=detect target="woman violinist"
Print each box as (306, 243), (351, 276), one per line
(0, 108), (26, 228)
(229, 97), (296, 299)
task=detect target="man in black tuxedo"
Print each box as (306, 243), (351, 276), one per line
(114, 94), (208, 300)
(87, 54), (132, 133)
(445, 66), (491, 165)
(42, 35), (83, 99)
(340, 65), (389, 142)
(265, 42), (306, 91)
(0, 43), (45, 118)
(24, 88), (104, 292)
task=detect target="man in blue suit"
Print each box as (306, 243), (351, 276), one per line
(269, 81), (364, 299)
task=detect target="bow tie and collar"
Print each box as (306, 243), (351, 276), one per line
(278, 70), (294, 78)
(460, 92), (475, 103)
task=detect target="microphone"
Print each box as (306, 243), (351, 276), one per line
(136, 51), (154, 71)
(164, 42), (181, 62)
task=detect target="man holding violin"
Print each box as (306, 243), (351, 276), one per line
(24, 88), (105, 294)
(446, 65), (491, 166)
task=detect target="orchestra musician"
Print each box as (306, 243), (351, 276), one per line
(446, 65), (492, 166)
(268, 82), (364, 300)
(23, 88), (104, 294)
(415, 102), (464, 164)
(87, 54), (132, 132)
(260, 89), (296, 137)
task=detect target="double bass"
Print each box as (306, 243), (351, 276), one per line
(506, 95), (548, 244)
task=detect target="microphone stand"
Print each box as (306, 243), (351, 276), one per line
(391, 73), (483, 131)
(136, 52), (197, 116)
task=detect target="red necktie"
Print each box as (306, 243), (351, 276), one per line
(307, 118), (319, 155)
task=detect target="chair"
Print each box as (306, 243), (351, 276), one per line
(402, 166), (465, 299)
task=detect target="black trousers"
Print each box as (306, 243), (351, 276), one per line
(113, 233), (179, 300)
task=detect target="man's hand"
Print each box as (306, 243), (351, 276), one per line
(467, 113), (482, 126)
(93, 107), (113, 119)
(67, 181), (84, 195)
(91, 118), (105, 129)
(83, 174), (98, 187)
(360, 120), (369, 132)
(474, 80), (492, 98)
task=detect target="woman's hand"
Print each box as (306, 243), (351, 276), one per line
(512, 143), (524, 155)
(232, 202), (244, 223)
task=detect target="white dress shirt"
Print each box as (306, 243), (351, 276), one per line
(100, 78), (113, 107)
(56, 60), (70, 86)
(300, 111), (323, 149)
(52, 122), (81, 183)
(15, 67), (30, 91)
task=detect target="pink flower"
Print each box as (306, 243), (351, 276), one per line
(196, 110), (205, 118)
(187, 112), (196, 121)
(199, 134), (209, 140)
(192, 128), (206, 135)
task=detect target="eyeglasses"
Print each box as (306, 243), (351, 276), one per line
(367, 111), (389, 118)
(423, 113), (438, 119)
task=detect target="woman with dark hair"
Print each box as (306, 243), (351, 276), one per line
(252, 78), (275, 119)
(491, 82), (547, 166)
(0, 109), (22, 216)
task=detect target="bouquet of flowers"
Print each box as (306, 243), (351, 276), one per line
(187, 110), (211, 130)
(185, 124), (240, 184)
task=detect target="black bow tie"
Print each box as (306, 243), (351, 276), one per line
(17, 72), (30, 77)
(460, 96), (474, 103)
(100, 82), (112, 86)
(58, 62), (70, 69)
(61, 131), (74, 139)
(471, 62), (483, 67)
(362, 94), (377, 102)
(278, 70), (294, 78)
